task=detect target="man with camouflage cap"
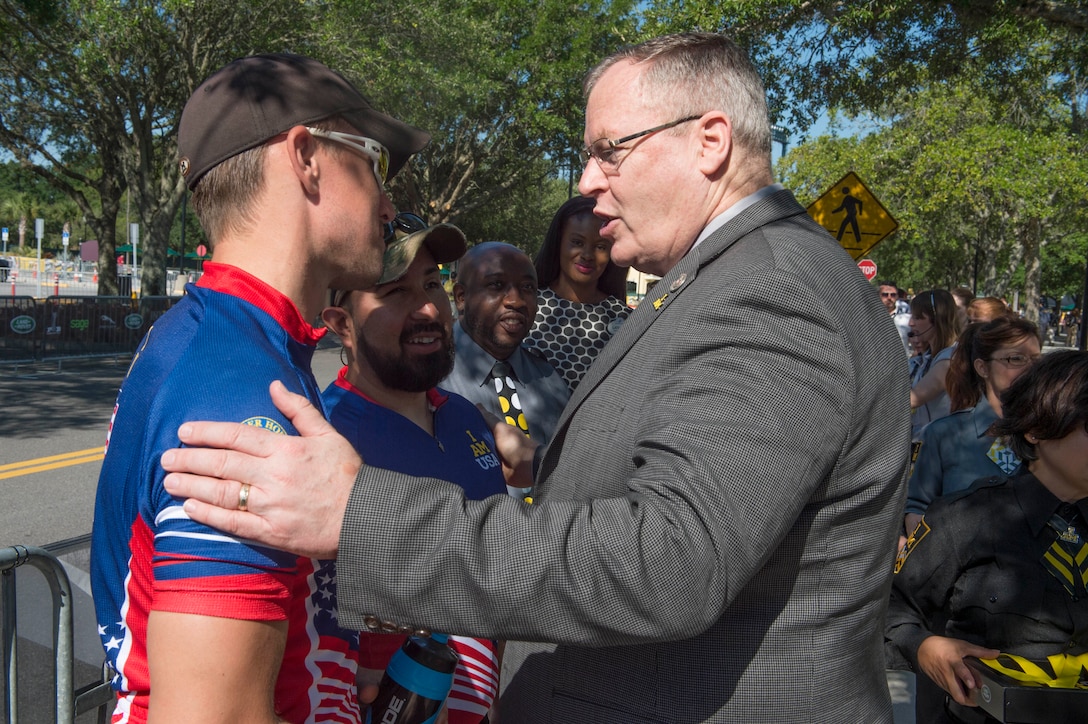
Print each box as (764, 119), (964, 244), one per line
(322, 217), (507, 723)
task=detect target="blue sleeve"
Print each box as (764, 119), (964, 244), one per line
(905, 424), (944, 515)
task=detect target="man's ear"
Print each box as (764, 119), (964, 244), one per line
(321, 304), (352, 340)
(284, 125), (322, 195)
(694, 111), (732, 176)
(453, 283), (466, 314)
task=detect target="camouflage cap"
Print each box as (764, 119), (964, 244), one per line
(332, 223), (467, 306)
(378, 223), (467, 284)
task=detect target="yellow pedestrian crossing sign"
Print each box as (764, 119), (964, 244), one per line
(807, 172), (898, 259)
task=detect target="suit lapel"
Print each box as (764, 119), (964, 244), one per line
(537, 189), (808, 483)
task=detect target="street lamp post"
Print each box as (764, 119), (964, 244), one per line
(771, 125), (789, 181)
(34, 217), (44, 299)
(130, 223), (139, 297)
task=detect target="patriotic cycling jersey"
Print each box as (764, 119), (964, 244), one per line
(323, 371), (506, 723)
(91, 263), (361, 723)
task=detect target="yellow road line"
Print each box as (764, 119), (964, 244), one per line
(0, 447), (104, 480)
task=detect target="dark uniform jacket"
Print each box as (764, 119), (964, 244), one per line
(887, 472), (1088, 720)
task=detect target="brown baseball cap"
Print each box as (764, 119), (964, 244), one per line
(178, 53), (430, 190)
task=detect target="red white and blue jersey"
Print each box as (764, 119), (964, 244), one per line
(323, 371), (506, 723)
(91, 263), (362, 723)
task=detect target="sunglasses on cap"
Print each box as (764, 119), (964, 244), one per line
(331, 212), (430, 307)
(305, 127), (390, 191)
(384, 212), (427, 245)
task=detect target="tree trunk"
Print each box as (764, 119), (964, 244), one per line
(1020, 218), (1042, 325)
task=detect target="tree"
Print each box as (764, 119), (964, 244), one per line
(312, 0), (638, 241)
(0, 192), (41, 250)
(781, 79), (1088, 322)
(0, 0), (311, 295)
(643, 1), (1088, 136)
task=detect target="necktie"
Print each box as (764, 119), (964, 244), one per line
(491, 360), (529, 436)
(490, 360), (534, 502)
(1042, 507), (1088, 599)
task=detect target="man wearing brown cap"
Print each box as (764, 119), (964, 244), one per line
(90, 54), (427, 723)
(322, 217), (506, 723)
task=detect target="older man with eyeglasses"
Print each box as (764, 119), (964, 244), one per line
(160, 34), (912, 722)
(89, 54), (428, 723)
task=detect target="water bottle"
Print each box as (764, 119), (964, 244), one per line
(366, 633), (459, 724)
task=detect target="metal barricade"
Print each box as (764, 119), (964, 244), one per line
(1, 295), (183, 366)
(1, 539), (113, 724)
(0, 297), (38, 364)
(39, 296), (146, 361)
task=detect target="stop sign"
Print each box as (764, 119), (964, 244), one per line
(857, 258), (878, 281)
(196, 244), (208, 257)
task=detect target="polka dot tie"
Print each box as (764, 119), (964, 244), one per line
(490, 361), (534, 503)
(490, 361), (530, 437)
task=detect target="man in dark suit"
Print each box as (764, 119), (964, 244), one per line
(163, 32), (910, 722)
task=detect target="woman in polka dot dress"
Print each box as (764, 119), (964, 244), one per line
(524, 195), (631, 390)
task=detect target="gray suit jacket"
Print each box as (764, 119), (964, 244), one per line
(337, 189), (911, 723)
(439, 324), (570, 446)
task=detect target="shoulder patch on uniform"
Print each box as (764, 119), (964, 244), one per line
(895, 518), (931, 574)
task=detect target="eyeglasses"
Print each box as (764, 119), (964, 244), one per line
(305, 127), (390, 191)
(384, 212), (427, 245)
(990, 353), (1042, 368)
(580, 115), (702, 170)
(880, 292), (898, 298)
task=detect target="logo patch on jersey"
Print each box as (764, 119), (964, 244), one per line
(895, 518), (931, 574)
(465, 429), (500, 470)
(241, 416), (287, 435)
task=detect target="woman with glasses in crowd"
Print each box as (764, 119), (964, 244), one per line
(887, 349), (1088, 724)
(903, 317), (1041, 534)
(524, 195), (630, 390)
(909, 289), (963, 440)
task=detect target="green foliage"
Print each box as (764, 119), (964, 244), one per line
(1039, 231), (1088, 300)
(312, 0), (637, 226)
(781, 77), (1088, 314)
(644, 1), (1088, 135)
(0, 0), (311, 294)
(0, 0), (635, 295)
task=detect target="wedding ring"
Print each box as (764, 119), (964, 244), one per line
(237, 483), (251, 512)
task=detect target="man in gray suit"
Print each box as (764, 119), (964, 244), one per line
(440, 242), (570, 447)
(163, 32), (910, 722)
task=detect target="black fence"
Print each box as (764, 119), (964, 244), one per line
(0, 296), (179, 364)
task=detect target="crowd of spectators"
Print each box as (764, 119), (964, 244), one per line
(882, 284), (1087, 723)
